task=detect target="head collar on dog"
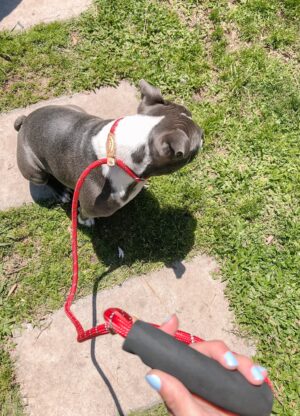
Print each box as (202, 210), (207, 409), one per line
(105, 117), (146, 182)
(106, 117), (123, 167)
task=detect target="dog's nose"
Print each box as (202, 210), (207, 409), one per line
(166, 130), (190, 160)
(175, 151), (184, 159)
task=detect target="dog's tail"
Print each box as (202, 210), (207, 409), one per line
(14, 115), (26, 132)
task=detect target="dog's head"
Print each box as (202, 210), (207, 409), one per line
(137, 80), (204, 177)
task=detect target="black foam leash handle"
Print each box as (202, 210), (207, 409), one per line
(123, 321), (273, 416)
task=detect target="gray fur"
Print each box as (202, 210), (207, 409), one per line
(14, 115), (27, 132)
(15, 81), (203, 222)
(131, 145), (146, 164)
(137, 80), (203, 177)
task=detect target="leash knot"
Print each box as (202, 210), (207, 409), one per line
(104, 308), (133, 337)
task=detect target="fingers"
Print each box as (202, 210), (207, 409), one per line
(234, 353), (267, 385)
(159, 319), (267, 385)
(191, 340), (239, 370)
(132, 313), (179, 335)
(145, 370), (198, 416)
(159, 314), (179, 336)
(192, 340), (267, 385)
(159, 316), (266, 387)
(145, 369), (235, 416)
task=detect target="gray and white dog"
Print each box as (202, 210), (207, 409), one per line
(15, 80), (203, 226)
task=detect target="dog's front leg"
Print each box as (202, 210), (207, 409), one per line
(78, 177), (122, 226)
(78, 208), (96, 227)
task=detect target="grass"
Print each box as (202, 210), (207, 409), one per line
(229, 0), (300, 52)
(1, 0), (300, 415)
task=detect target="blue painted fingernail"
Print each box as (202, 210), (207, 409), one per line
(224, 351), (238, 367)
(162, 315), (173, 324)
(258, 366), (267, 374)
(251, 366), (264, 381)
(145, 374), (161, 391)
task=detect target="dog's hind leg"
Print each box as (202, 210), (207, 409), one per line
(17, 131), (73, 203)
(18, 149), (73, 204)
(17, 142), (49, 185)
(15, 117), (49, 185)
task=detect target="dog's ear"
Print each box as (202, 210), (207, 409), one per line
(138, 80), (165, 113)
(159, 129), (189, 160)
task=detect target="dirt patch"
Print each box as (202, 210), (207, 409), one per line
(223, 23), (250, 52)
(3, 253), (28, 277)
(168, 0), (214, 32)
(193, 85), (224, 104)
(1, 252), (29, 302)
(267, 47), (300, 73)
(2, 75), (23, 92)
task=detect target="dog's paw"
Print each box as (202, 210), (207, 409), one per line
(52, 187), (73, 204)
(60, 188), (73, 203)
(78, 214), (95, 227)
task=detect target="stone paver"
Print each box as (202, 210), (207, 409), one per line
(0, 0), (92, 31)
(0, 81), (139, 211)
(13, 255), (255, 416)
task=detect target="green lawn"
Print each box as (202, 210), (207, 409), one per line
(1, 1), (299, 415)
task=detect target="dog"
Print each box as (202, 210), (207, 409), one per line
(15, 80), (203, 226)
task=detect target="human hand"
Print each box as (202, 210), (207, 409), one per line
(145, 315), (267, 416)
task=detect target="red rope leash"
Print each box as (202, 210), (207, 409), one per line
(63, 120), (271, 388)
(64, 156), (202, 344)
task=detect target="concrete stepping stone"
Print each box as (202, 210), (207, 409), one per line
(12, 255), (255, 416)
(0, 81), (139, 211)
(0, 0), (92, 31)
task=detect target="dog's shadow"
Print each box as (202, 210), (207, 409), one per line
(32, 184), (196, 272)
(82, 188), (196, 276)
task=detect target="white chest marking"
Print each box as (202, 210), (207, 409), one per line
(92, 115), (163, 206)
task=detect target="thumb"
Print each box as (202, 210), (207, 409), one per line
(145, 370), (197, 416)
(159, 314), (179, 336)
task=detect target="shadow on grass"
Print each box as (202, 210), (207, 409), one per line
(34, 185), (197, 273)
(85, 189), (196, 271)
